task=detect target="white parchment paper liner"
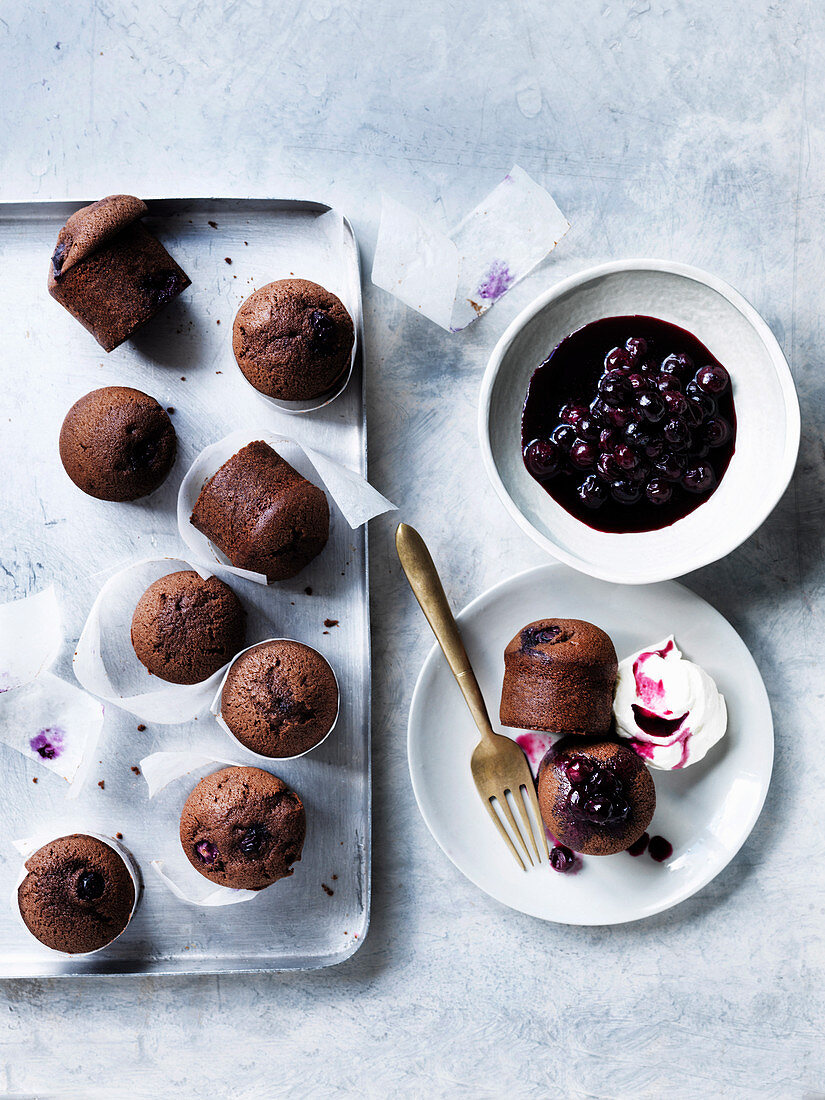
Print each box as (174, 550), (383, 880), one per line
(0, 586), (104, 793)
(371, 164), (570, 331)
(11, 831), (141, 957)
(177, 428), (396, 585)
(209, 638), (340, 762)
(139, 751), (262, 906)
(73, 557), (243, 725)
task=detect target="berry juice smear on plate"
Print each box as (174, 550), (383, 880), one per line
(521, 316), (736, 533)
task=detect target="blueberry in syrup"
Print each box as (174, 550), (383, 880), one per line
(560, 403), (588, 426)
(521, 316), (735, 533)
(524, 439), (561, 480)
(661, 352), (693, 375)
(549, 844), (577, 873)
(611, 479), (642, 505)
(616, 440), (638, 470)
(195, 839), (220, 865)
(76, 871), (105, 901)
(694, 364), (729, 395)
(625, 336), (647, 362)
(569, 440), (597, 469)
(703, 416), (731, 448)
(653, 451), (685, 482)
(239, 824), (269, 855)
(577, 474), (608, 509)
(551, 424), (577, 451)
(645, 477), (672, 505)
(682, 463), (716, 494)
(604, 346), (630, 371)
(577, 416), (600, 441)
(638, 392), (666, 423)
(662, 390), (687, 416)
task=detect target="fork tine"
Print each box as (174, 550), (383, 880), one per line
(482, 797), (526, 871)
(495, 791), (535, 867)
(512, 785), (541, 865)
(520, 781), (550, 861)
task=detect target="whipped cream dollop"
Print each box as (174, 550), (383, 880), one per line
(612, 636), (726, 770)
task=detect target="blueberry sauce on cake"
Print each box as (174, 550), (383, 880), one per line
(537, 737), (656, 856)
(521, 316), (736, 532)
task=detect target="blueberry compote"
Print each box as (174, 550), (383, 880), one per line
(521, 316), (736, 533)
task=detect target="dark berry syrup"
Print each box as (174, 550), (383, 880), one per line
(521, 316), (736, 533)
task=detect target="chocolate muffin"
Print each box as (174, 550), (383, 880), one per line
(221, 640), (338, 758)
(130, 570), (245, 685)
(232, 279), (355, 402)
(180, 766), (306, 890)
(190, 441), (329, 582)
(48, 194), (190, 351)
(537, 738), (656, 856)
(59, 386), (177, 501)
(500, 619), (618, 734)
(17, 834), (137, 954)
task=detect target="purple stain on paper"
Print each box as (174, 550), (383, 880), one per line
(477, 260), (514, 302)
(30, 727), (65, 760)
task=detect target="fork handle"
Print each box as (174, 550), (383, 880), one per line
(396, 523), (495, 742)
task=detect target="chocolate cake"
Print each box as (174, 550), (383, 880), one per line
(180, 766), (306, 890)
(189, 440), (329, 582)
(130, 570), (246, 685)
(59, 386), (177, 501)
(499, 619), (618, 734)
(232, 278), (354, 402)
(17, 834), (136, 953)
(220, 640), (338, 758)
(48, 194), (190, 351)
(537, 738), (655, 856)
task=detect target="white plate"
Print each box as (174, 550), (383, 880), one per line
(407, 563), (773, 925)
(478, 260), (800, 584)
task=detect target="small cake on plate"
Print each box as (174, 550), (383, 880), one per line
(59, 386), (177, 502)
(189, 440), (329, 581)
(232, 278), (354, 403)
(500, 619), (618, 734)
(17, 834), (137, 954)
(48, 194), (190, 351)
(131, 570), (246, 685)
(537, 738), (655, 856)
(220, 640), (338, 758)
(180, 766), (306, 890)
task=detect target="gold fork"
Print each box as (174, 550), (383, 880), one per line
(396, 523), (549, 870)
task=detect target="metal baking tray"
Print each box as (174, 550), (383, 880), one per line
(0, 198), (370, 975)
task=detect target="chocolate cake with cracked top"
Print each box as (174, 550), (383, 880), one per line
(180, 766), (306, 890)
(189, 440), (329, 582)
(48, 194), (190, 351)
(17, 834), (136, 953)
(59, 386), (177, 501)
(537, 737), (655, 856)
(221, 640), (338, 758)
(232, 278), (354, 402)
(500, 619), (618, 734)
(130, 570), (246, 685)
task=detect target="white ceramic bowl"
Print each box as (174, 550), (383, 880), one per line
(478, 260), (800, 584)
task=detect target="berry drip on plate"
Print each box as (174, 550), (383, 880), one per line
(521, 316), (736, 533)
